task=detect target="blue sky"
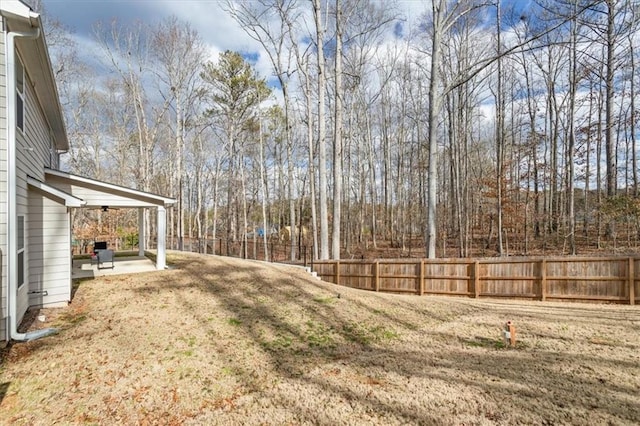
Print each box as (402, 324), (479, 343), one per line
(40, 0), (534, 83)
(42, 0), (429, 65)
(42, 0), (258, 56)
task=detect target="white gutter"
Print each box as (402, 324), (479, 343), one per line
(6, 26), (56, 341)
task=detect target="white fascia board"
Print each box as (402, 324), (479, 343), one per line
(28, 176), (86, 207)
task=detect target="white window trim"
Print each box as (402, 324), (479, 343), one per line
(16, 54), (25, 134)
(17, 215), (26, 290)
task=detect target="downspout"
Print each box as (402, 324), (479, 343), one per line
(6, 25), (56, 341)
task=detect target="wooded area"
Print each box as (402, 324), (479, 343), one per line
(38, 0), (640, 260)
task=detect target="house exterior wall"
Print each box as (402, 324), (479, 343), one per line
(28, 190), (71, 308)
(0, 14), (67, 340)
(15, 46), (68, 324)
(0, 16), (7, 342)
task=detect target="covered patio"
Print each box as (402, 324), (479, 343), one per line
(44, 168), (176, 271)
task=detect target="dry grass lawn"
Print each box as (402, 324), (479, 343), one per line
(1, 251), (639, 425)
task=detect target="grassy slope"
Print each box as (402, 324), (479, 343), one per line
(1, 251), (639, 425)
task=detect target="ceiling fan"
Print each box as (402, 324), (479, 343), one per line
(87, 206), (120, 212)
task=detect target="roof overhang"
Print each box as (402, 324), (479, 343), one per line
(1, 0), (69, 152)
(44, 168), (177, 208)
(27, 175), (86, 207)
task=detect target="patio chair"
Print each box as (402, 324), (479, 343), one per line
(91, 241), (108, 266)
(97, 249), (115, 269)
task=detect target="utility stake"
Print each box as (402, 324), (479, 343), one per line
(502, 321), (516, 347)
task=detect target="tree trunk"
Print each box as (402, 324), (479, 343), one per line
(313, 0), (330, 260)
(426, 0), (444, 259)
(332, 0), (343, 260)
(495, 0), (504, 256)
(605, 0), (617, 198)
(567, 4), (578, 255)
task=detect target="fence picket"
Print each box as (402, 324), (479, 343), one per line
(629, 257), (635, 306)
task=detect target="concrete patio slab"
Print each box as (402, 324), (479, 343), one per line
(72, 255), (158, 279)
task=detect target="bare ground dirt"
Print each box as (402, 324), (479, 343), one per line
(1, 251), (639, 425)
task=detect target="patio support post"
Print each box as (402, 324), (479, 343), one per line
(157, 206), (167, 270)
(138, 208), (145, 256)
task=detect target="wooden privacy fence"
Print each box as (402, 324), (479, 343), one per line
(312, 256), (640, 304)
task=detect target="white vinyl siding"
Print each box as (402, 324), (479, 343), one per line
(28, 190), (71, 307)
(17, 69), (53, 182)
(0, 42), (68, 335)
(1, 11), (70, 340)
(12, 62), (58, 324)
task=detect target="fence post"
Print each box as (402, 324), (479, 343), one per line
(335, 261), (340, 285)
(473, 261), (480, 298)
(540, 259), (547, 301)
(419, 260), (425, 295)
(374, 261), (380, 292)
(629, 257), (635, 305)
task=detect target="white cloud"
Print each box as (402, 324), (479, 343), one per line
(154, 2), (258, 51)
(152, 1), (281, 82)
(44, 0), (273, 77)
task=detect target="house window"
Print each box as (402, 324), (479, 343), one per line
(16, 55), (25, 132)
(17, 216), (25, 288)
